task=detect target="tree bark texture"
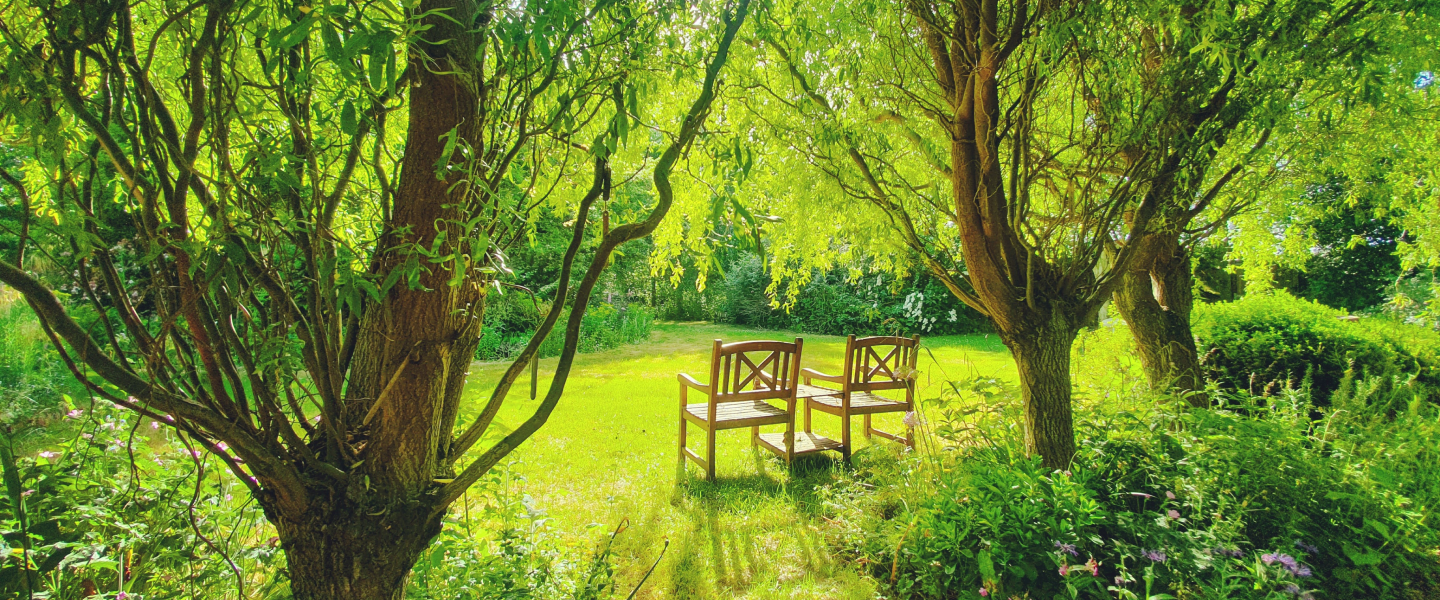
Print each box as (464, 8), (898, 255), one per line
(1112, 234), (1205, 402)
(1004, 314), (1080, 469)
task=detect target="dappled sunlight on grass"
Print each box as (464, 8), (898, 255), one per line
(456, 322), (1016, 598)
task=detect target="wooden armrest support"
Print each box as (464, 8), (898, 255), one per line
(801, 368), (843, 383)
(677, 373), (710, 393)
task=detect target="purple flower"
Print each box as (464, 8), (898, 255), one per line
(903, 411), (921, 427)
(1295, 565), (1313, 578)
(1167, 509), (1180, 519)
(1281, 583), (1302, 596)
(1277, 554), (1298, 570)
(1262, 553), (1278, 565)
(1142, 550), (1167, 563)
(1295, 540), (1319, 555)
(1213, 548), (1244, 559)
(150, 421), (161, 430)
(1054, 541), (1079, 556)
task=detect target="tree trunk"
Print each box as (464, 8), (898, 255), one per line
(1112, 236), (1204, 403)
(274, 501), (446, 600)
(1002, 314), (1080, 469)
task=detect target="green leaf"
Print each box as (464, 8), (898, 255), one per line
(340, 100), (358, 135)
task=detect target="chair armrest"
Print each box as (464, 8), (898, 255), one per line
(801, 368), (844, 384)
(677, 373), (710, 393)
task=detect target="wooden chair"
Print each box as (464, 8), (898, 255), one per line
(679, 338), (839, 480)
(799, 335), (920, 460)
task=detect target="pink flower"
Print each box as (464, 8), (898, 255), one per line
(191, 450), (202, 459)
(979, 588), (989, 597)
(1165, 491), (1176, 500)
(1086, 557), (1100, 576)
(902, 411), (921, 427)
(1059, 564), (1070, 576)
(38, 451), (57, 459)
(1168, 509), (1180, 519)
(66, 409), (83, 419)
(216, 442), (229, 452)
(150, 421), (161, 430)
(163, 414), (175, 422)
(1063, 470), (1072, 477)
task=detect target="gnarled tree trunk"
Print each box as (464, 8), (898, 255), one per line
(1004, 313), (1082, 468)
(1112, 235), (1204, 404)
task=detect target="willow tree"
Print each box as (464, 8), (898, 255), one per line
(1101, 1), (1426, 397)
(0, 0), (751, 597)
(709, 0), (1275, 466)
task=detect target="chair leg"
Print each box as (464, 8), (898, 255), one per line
(864, 414), (873, 439)
(706, 427), (717, 481)
(785, 421), (795, 466)
(804, 401), (812, 433)
(841, 411), (852, 463)
(751, 425), (759, 447)
(679, 416), (687, 466)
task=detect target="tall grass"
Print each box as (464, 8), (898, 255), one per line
(0, 289), (80, 426)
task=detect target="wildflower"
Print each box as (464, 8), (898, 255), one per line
(217, 442), (229, 452)
(1262, 553), (1277, 565)
(1059, 564), (1070, 576)
(22, 489), (34, 497)
(1063, 470), (1072, 477)
(978, 588), (989, 597)
(1086, 557), (1100, 576)
(191, 450), (203, 459)
(1165, 491), (1176, 500)
(117, 593), (129, 600)
(1167, 509), (1180, 519)
(1294, 540), (1319, 555)
(66, 409), (84, 419)
(1212, 548), (1244, 559)
(1114, 574), (1133, 586)
(1142, 550), (1167, 563)
(81, 433), (93, 439)
(38, 451), (57, 459)
(150, 421), (161, 430)
(1054, 541), (1079, 557)
(1295, 565), (1312, 578)
(903, 412), (921, 428)
(164, 414), (176, 422)
(1281, 583), (1302, 596)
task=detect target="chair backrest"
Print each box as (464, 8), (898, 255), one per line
(707, 338), (804, 403)
(843, 335), (920, 393)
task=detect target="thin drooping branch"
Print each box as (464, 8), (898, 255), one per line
(438, 0), (752, 509)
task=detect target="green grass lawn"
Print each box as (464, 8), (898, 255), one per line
(457, 322), (1018, 599)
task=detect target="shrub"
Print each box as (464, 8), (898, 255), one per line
(825, 375), (1440, 600)
(716, 255), (990, 336)
(1193, 291), (1440, 403)
(475, 298), (654, 362)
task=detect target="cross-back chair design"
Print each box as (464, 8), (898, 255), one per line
(679, 339), (834, 480)
(799, 335), (920, 460)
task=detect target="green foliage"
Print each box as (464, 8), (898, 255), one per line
(0, 294), (82, 421)
(407, 467), (626, 600)
(824, 377), (1440, 599)
(1, 403), (286, 599)
(474, 301), (654, 362)
(712, 255), (989, 337)
(1193, 291), (1440, 402)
